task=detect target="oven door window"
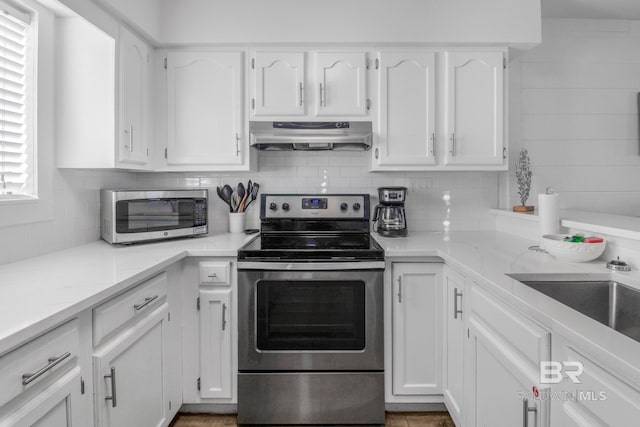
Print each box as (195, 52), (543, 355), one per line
(115, 198), (201, 233)
(256, 280), (366, 351)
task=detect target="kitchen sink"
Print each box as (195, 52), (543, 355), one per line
(508, 274), (640, 344)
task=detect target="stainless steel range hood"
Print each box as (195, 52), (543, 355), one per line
(250, 122), (372, 151)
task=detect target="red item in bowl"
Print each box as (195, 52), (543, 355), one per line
(584, 237), (604, 243)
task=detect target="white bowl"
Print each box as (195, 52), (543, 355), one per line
(541, 235), (606, 263)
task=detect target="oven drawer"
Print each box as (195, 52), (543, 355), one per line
(238, 372), (384, 425)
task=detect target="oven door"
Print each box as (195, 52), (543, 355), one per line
(238, 262), (384, 371)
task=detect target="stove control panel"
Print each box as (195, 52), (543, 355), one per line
(262, 194), (368, 219)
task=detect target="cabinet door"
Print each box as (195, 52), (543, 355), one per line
(467, 317), (547, 427)
(442, 266), (465, 425)
(445, 51), (504, 166)
(375, 52), (436, 168)
(199, 289), (232, 399)
(166, 51), (244, 166)
(392, 263), (442, 396)
(1, 368), (84, 427)
(119, 26), (149, 166)
(252, 52), (305, 117)
(94, 304), (168, 427)
(315, 52), (367, 117)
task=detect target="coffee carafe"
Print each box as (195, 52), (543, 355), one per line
(373, 187), (407, 237)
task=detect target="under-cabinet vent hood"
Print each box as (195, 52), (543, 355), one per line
(250, 121), (372, 151)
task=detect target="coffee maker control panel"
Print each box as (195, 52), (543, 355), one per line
(378, 187), (407, 204)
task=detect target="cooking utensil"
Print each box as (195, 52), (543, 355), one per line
(231, 191), (240, 212)
(217, 186), (233, 212)
(238, 182), (245, 201)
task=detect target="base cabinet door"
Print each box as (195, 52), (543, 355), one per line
(465, 282), (551, 427)
(442, 266), (465, 425)
(445, 51), (504, 166)
(94, 304), (169, 427)
(165, 51), (246, 168)
(0, 368), (84, 427)
(391, 263), (442, 396)
(199, 288), (233, 399)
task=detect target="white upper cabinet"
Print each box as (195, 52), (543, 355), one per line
(56, 20), (153, 170)
(445, 51), (504, 166)
(374, 52), (436, 168)
(314, 52), (368, 117)
(251, 52), (305, 117)
(119, 26), (150, 165)
(165, 51), (246, 169)
(249, 50), (369, 120)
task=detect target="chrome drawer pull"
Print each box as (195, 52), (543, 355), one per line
(522, 398), (537, 427)
(208, 273), (218, 279)
(222, 303), (227, 331)
(133, 295), (158, 311)
(454, 288), (463, 319)
(22, 352), (72, 386)
(397, 276), (403, 303)
(105, 367), (117, 408)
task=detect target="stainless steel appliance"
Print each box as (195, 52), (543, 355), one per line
(373, 187), (408, 237)
(250, 121), (372, 151)
(100, 189), (208, 244)
(237, 194), (385, 425)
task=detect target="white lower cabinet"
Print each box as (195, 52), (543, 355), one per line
(93, 303), (170, 427)
(390, 262), (442, 398)
(550, 336), (640, 426)
(199, 288), (233, 399)
(442, 266), (465, 426)
(465, 281), (551, 427)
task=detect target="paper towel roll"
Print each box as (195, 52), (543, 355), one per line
(538, 192), (560, 236)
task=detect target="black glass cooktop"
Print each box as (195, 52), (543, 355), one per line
(238, 233), (384, 261)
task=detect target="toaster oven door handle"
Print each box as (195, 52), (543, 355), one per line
(237, 261), (385, 271)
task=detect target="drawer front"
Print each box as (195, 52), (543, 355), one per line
(93, 272), (168, 346)
(0, 320), (80, 408)
(199, 262), (231, 285)
(471, 282), (551, 368)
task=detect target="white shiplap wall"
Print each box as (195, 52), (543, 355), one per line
(508, 18), (640, 215)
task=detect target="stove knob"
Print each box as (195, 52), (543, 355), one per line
(340, 202), (348, 211)
(269, 202), (278, 211)
(353, 203), (361, 211)
(282, 203), (290, 211)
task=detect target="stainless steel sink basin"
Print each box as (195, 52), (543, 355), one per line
(508, 274), (640, 344)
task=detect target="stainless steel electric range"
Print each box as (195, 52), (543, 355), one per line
(237, 194), (385, 426)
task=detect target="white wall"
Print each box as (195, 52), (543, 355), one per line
(506, 18), (640, 215)
(93, 0), (160, 42)
(157, 0), (541, 46)
(0, 170), (133, 265)
(136, 151), (499, 234)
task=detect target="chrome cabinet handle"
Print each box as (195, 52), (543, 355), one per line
(449, 133), (456, 156)
(299, 82), (304, 106)
(208, 273), (217, 279)
(454, 288), (463, 319)
(375, 147), (379, 159)
(129, 125), (134, 152)
(22, 352), (71, 386)
(397, 276), (403, 303)
(522, 398), (536, 427)
(222, 303), (227, 331)
(105, 367), (117, 408)
(319, 83), (325, 107)
(235, 133), (241, 156)
(429, 133), (435, 156)
(133, 295), (158, 311)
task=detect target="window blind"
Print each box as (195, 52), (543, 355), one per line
(0, 7), (29, 196)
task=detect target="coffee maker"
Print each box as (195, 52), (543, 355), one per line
(373, 187), (407, 237)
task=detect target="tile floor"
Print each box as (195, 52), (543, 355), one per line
(169, 412), (455, 427)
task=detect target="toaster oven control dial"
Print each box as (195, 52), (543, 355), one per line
(282, 203), (290, 211)
(353, 202), (361, 211)
(340, 202), (348, 212)
(269, 202), (278, 211)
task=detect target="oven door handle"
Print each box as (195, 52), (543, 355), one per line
(237, 261), (385, 271)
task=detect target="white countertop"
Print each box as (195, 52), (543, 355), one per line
(0, 233), (256, 356)
(2, 230), (640, 381)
